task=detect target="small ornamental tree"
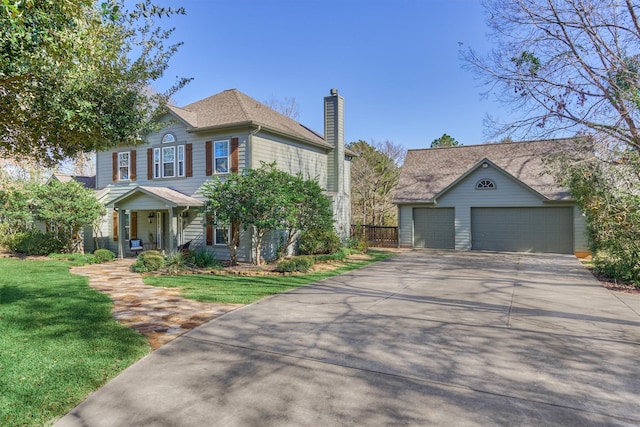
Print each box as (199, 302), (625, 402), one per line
(242, 165), (293, 265)
(201, 173), (251, 266)
(280, 175), (334, 257)
(201, 163), (336, 266)
(31, 180), (105, 253)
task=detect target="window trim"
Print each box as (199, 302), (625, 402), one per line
(153, 144), (185, 179)
(118, 151), (130, 181)
(214, 226), (230, 246)
(476, 178), (497, 190)
(214, 140), (230, 174)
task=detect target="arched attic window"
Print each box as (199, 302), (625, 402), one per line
(161, 133), (176, 144)
(476, 178), (496, 190)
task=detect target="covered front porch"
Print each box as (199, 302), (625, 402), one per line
(108, 186), (203, 258)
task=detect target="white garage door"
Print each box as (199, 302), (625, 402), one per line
(414, 208), (455, 249)
(471, 207), (574, 254)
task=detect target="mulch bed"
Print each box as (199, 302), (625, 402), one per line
(586, 268), (640, 294)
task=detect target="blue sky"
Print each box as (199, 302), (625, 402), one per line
(153, 0), (513, 150)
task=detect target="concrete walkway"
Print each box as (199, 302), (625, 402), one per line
(71, 259), (241, 349)
(57, 251), (640, 426)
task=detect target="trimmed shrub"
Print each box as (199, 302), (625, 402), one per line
(298, 229), (341, 255)
(131, 250), (165, 273)
(593, 251), (640, 286)
(165, 251), (185, 275)
(313, 248), (353, 262)
(8, 230), (65, 256)
(94, 249), (116, 263)
(275, 256), (315, 273)
(185, 248), (220, 269)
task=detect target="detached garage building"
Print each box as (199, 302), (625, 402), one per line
(393, 138), (590, 256)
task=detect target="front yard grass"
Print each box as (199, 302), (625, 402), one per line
(0, 258), (150, 426)
(144, 250), (396, 304)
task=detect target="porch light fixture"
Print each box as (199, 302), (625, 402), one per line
(148, 212), (155, 223)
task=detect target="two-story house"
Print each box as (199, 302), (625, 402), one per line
(94, 88), (351, 260)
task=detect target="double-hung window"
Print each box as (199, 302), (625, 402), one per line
(177, 145), (185, 176)
(214, 140), (229, 173)
(118, 152), (130, 181)
(154, 145), (185, 178)
(163, 146), (175, 177)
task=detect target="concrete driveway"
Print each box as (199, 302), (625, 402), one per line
(56, 251), (640, 426)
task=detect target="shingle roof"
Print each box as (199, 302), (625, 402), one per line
(49, 173), (96, 189)
(393, 138), (589, 204)
(167, 89), (330, 149)
(109, 186), (203, 207)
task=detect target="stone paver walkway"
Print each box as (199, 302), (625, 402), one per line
(71, 259), (242, 349)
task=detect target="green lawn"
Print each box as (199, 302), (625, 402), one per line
(0, 258), (150, 426)
(0, 250), (394, 425)
(144, 250), (396, 304)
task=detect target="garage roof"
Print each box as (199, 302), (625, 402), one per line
(393, 138), (590, 204)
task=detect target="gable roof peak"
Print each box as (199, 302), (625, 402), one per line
(395, 137), (589, 204)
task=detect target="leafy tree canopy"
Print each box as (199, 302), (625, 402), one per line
(201, 163), (334, 265)
(0, 0), (190, 164)
(430, 134), (461, 148)
(462, 0), (640, 150)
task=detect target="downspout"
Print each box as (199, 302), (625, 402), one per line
(247, 125), (261, 263)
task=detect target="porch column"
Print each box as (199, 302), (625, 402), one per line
(117, 208), (125, 259)
(167, 206), (176, 253)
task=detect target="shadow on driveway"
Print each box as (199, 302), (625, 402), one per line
(56, 250), (640, 426)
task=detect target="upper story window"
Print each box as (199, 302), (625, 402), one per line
(214, 140), (229, 173)
(154, 145), (185, 178)
(476, 179), (496, 190)
(162, 133), (176, 144)
(118, 152), (130, 181)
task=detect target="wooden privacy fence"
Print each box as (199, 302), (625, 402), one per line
(351, 225), (398, 247)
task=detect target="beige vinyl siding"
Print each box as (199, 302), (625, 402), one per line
(93, 117), (346, 260)
(436, 166), (548, 250)
(251, 133), (329, 188)
(398, 205), (414, 247)
(343, 158), (351, 197)
(96, 122), (249, 196)
(573, 206), (589, 253)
